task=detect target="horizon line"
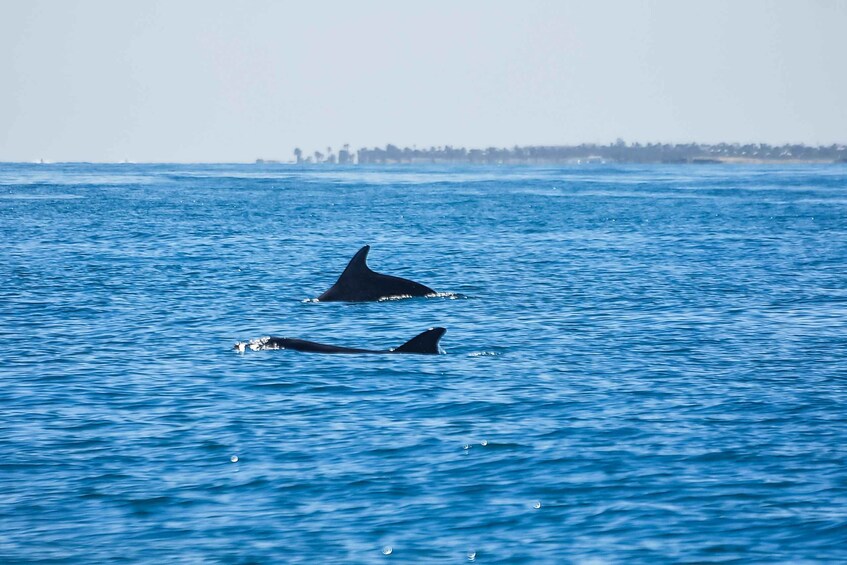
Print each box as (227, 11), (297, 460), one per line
(5, 140), (847, 165)
(6, 138), (847, 165)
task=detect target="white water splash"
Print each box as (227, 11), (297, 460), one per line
(234, 337), (278, 352)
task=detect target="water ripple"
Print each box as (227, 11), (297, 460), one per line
(1, 163), (846, 562)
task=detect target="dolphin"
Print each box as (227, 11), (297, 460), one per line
(317, 245), (436, 301)
(234, 327), (446, 355)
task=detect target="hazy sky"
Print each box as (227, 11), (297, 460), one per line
(1, 0), (846, 162)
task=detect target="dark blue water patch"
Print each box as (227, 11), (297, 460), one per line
(1, 163), (847, 562)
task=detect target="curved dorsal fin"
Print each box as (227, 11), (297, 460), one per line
(392, 327), (446, 354)
(338, 245), (373, 279)
(317, 245), (436, 302)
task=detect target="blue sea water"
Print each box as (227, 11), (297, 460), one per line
(1, 162), (846, 563)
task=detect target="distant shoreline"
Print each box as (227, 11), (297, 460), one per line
(255, 157), (846, 166)
(259, 142), (847, 166)
(6, 143), (847, 166)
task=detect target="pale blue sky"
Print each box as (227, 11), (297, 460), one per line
(1, 0), (845, 162)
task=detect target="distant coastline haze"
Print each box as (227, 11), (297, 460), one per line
(262, 142), (847, 165)
(1, 0), (846, 163)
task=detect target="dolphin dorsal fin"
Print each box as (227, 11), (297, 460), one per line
(392, 327), (446, 354)
(337, 245), (373, 279)
(317, 245), (436, 302)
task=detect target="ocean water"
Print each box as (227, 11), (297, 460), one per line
(1, 162), (846, 563)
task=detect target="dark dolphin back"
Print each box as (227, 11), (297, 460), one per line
(266, 337), (375, 354)
(391, 327), (446, 355)
(242, 328), (446, 355)
(317, 245), (435, 302)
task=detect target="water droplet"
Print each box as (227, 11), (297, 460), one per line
(533, 501), (542, 509)
(230, 455), (239, 463)
(382, 546), (393, 555)
(480, 440), (488, 446)
(467, 551), (477, 561)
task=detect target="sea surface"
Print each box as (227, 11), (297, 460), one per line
(1, 162), (846, 563)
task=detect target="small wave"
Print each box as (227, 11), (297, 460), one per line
(428, 292), (471, 300)
(0, 193), (83, 200)
(377, 292), (469, 301)
(375, 292), (471, 302)
(302, 292), (470, 303)
(377, 294), (415, 302)
(468, 351), (500, 357)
